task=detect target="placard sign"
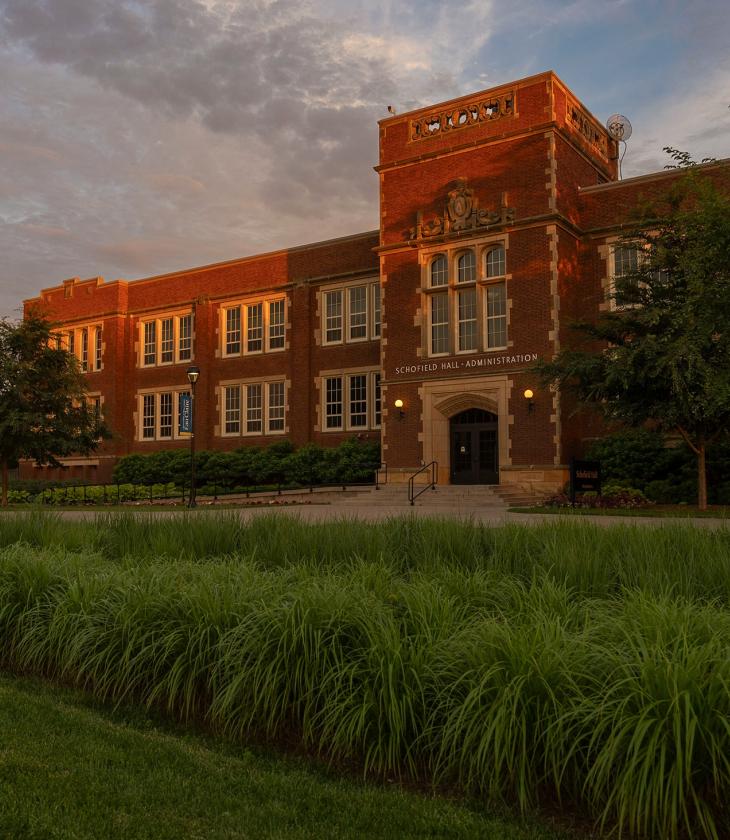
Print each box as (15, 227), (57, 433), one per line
(179, 394), (192, 435)
(570, 459), (601, 503)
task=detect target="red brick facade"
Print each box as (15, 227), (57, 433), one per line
(22, 71), (730, 490)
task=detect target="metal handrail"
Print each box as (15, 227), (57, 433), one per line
(408, 461), (438, 506)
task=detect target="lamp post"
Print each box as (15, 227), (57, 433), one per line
(186, 365), (200, 508)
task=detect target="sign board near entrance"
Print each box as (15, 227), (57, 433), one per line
(569, 459), (601, 503)
(393, 352), (539, 377)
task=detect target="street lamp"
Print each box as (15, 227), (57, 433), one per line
(186, 365), (200, 508)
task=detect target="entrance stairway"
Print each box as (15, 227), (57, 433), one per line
(336, 483), (538, 514)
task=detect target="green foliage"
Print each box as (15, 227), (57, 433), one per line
(0, 314), (109, 505)
(586, 430), (730, 503)
(536, 166), (730, 507)
(113, 439), (381, 489)
(1, 515), (730, 837)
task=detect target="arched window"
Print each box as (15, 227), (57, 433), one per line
(457, 251), (476, 283)
(430, 254), (448, 286)
(486, 245), (506, 278)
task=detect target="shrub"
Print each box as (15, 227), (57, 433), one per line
(112, 439), (380, 490)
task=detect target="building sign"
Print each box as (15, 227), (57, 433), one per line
(570, 459), (601, 503)
(393, 352), (538, 377)
(179, 393), (192, 434)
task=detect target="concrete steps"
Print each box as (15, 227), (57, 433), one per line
(336, 484), (520, 512)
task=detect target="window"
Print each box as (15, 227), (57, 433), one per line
(95, 327), (103, 370)
(142, 394), (155, 439)
(486, 245), (506, 278)
(222, 298), (286, 356)
(137, 389), (193, 441)
(457, 251), (476, 283)
(178, 315), (192, 361)
(430, 254), (448, 287)
(225, 307), (241, 355)
(140, 313), (193, 366)
(62, 323), (103, 371)
(611, 242), (645, 309)
(373, 373), (381, 428)
(372, 285), (381, 338)
(486, 283), (507, 348)
(268, 300), (285, 350)
(80, 328), (89, 372)
(159, 392), (173, 438)
(224, 385), (241, 434)
(220, 380), (286, 436)
(247, 303), (263, 353)
(322, 280), (379, 345)
(423, 243), (508, 356)
(268, 382), (285, 432)
(325, 290), (343, 343)
(613, 244), (639, 278)
(430, 294), (449, 355)
(322, 371), (381, 431)
(325, 377), (343, 429)
(143, 322), (157, 365)
(349, 375), (368, 427)
(458, 288), (478, 351)
(349, 286), (367, 340)
(161, 318), (174, 364)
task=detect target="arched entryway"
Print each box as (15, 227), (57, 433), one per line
(450, 408), (499, 484)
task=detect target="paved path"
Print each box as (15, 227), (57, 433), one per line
(4, 502), (729, 529)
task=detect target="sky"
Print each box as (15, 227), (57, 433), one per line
(1, 0), (729, 318)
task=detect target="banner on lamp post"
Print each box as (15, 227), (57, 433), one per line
(179, 393), (192, 435)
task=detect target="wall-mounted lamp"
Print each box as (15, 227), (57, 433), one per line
(394, 398), (405, 420)
(523, 388), (535, 414)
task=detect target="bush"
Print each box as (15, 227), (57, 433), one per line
(543, 484), (651, 510)
(586, 430), (730, 505)
(113, 439), (381, 490)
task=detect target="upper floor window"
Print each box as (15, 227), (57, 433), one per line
(140, 312), (194, 367)
(222, 297), (286, 357)
(61, 323), (103, 372)
(424, 244), (508, 356)
(321, 280), (380, 346)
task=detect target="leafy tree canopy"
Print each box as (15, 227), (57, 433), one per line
(537, 162), (730, 508)
(0, 312), (109, 505)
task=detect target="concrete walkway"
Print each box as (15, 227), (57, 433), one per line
(5, 499), (729, 529)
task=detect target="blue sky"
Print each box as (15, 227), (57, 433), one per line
(1, 0), (728, 317)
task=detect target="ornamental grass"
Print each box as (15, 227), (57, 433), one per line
(0, 512), (728, 838)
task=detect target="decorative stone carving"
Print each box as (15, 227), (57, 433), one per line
(410, 93), (515, 142)
(408, 180), (515, 241)
(565, 100), (608, 158)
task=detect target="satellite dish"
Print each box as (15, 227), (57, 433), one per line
(606, 114), (632, 142)
(606, 114), (632, 179)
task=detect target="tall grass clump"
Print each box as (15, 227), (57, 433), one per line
(0, 515), (729, 837)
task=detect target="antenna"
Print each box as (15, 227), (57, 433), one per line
(606, 114), (632, 179)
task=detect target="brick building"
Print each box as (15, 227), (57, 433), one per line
(22, 71), (730, 489)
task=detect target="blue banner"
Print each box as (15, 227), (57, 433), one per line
(179, 393), (192, 434)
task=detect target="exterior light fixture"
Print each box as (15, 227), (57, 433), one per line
(394, 398), (405, 420)
(523, 388), (535, 414)
(186, 365), (201, 507)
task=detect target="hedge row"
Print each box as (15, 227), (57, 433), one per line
(586, 430), (730, 505)
(112, 439), (381, 489)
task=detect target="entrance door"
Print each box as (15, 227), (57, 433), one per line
(450, 408), (499, 484)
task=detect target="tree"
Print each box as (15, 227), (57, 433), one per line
(0, 313), (109, 506)
(537, 163), (730, 509)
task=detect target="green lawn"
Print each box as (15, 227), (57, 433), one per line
(0, 672), (570, 840)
